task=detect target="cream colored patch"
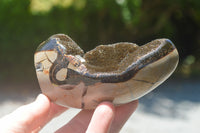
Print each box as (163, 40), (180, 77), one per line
(68, 63), (77, 71)
(42, 60), (52, 69)
(56, 68), (68, 81)
(34, 52), (46, 64)
(75, 55), (85, 62)
(34, 51), (57, 73)
(34, 51), (57, 64)
(45, 51), (57, 63)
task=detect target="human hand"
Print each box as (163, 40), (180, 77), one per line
(0, 94), (138, 133)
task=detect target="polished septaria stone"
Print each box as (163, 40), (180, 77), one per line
(34, 34), (179, 109)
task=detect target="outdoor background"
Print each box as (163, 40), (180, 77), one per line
(0, 0), (200, 132)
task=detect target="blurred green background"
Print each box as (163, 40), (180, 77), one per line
(0, 0), (200, 84)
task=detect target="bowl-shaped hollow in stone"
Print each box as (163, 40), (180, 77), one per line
(34, 34), (179, 109)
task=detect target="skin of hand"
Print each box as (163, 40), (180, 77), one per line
(0, 94), (138, 133)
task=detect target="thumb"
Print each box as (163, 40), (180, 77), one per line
(0, 94), (51, 132)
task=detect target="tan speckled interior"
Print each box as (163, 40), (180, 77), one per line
(83, 43), (138, 73)
(83, 40), (162, 74)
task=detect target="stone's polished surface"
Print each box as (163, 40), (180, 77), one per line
(34, 34), (179, 109)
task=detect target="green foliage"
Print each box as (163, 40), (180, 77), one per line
(0, 0), (200, 80)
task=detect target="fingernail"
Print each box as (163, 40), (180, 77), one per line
(35, 94), (49, 103)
